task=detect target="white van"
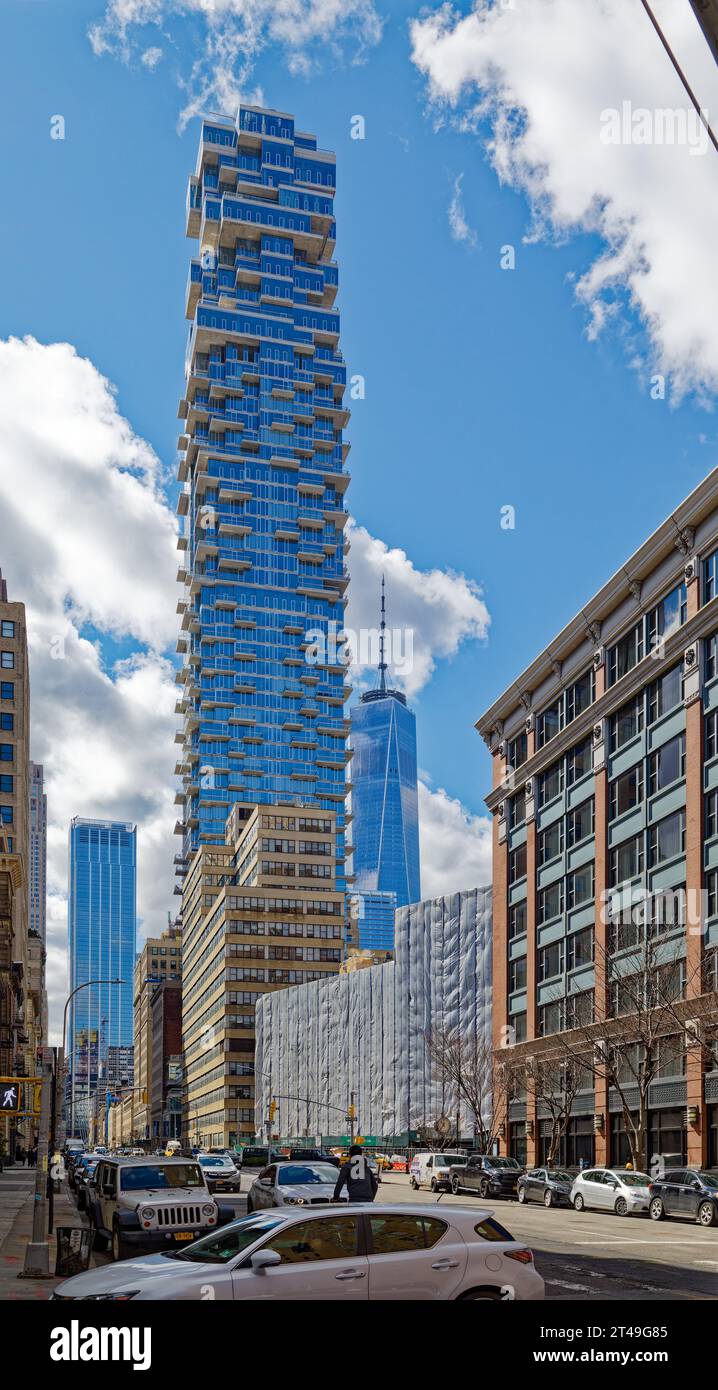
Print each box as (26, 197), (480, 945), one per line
(409, 1151), (469, 1192)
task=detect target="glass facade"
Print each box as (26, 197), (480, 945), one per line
(351, 690), (420, 909)
(177, 105), (349, 881)
(68, 819), (137, 1130)
(351, 889), (397, 950)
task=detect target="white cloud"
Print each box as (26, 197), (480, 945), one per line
(0, 337), (179, 1043)
(411, 0), (718, 400)
(418, 781), (491, 899)
(141, 45), (163, 69)
(89, 0), (384, 127)
(448, 171), (477, 246)
(345, 519), (490, 699)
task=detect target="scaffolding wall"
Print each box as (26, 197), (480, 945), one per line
(255, 886), (492, 1139)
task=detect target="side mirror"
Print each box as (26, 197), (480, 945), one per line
(250, 1249), (281, 1274)
(693, 1181), (702, 1190)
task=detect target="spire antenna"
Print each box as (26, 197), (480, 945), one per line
(379, 574), (387, 693)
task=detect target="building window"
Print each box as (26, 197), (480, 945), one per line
(0, 622), (14, 639)
(566, 797), (594, 848)
(0, 775), (12, 793)
(703, 548), (718, 604)
(509, 900), (527, 940)
(707, 790), (718, 841)
(648, 733), (685, 794)
(707, 710), (718, 762)
(609, 764), (644, 820)
(707, 869), (718, 919)
(0, 806), (13, 824)
(538, 819), (563, 866)
(566, 735), (592, 786)
(706, 632), (718, 683)
(538, 1000), (564, 1036)
(566, 863), (594, 909)
(608, 623), (644, 686)
(509, 956), (527, 993)
(511, 1011), (527, 1043)
(0, 744), (12, 762)
(610, 693), (644, 753)
(537, 696), (563, 750)
(538, 759), (563, 807)
(565, 669), (595, 724)
(567, 927), (594, 970)
(0, 652), (14, 669)
(610, 833), (644, 886)
(0, 714), (13, 732)
(509, 788), (526, 829)
(538, 880), (563, 924)
(0, 683), (12, 700)
(509, 843), (527, 884)
(507, 731), (528, 772)
(537, 940), (563, 982)
(648, 663), (683, 723)
(647, 582), (687, 652)
(648, 809), (685, 867)
(566, 990), (594, 1028)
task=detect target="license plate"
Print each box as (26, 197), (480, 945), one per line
(174, 1232), (194, 1241)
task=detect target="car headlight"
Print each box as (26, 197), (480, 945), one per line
(141, 1207), (155, 1220)
(202, 1204), (215, 1216)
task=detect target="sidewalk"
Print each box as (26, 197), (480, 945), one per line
(0, 1166), (86, 1300)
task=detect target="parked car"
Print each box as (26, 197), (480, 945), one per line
(389, 1153), (409, 1172)
(238, 1146), (281, 1169)
(74, 1156), (100, 1212)
(571, 1167), (651, 1216)
(86, 1156), (234, 1262)
(51, 1203), (545, 1302)
(410, 1151), (468, 1192)
(198, 1154), (242, 1194)
(207, 1147), (243, 1171)
(517, 1168), (574, 1208)
(288, 1147), (341, 1168)
(68, 1152), (95, 1192)
(247, 1161), (347, 1211)
(449, 1155), (522, 1199)
(648, 1168), (718, 1227)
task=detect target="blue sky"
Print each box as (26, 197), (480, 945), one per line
(1, 1), (717, 992)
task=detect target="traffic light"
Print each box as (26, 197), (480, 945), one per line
(268, 1099), (277, 1122)
(347, 1103), (356, 1122)
(141, 1089), (148, 1104)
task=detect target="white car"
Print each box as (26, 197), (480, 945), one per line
(199, 1154), (242, 1194)
(410, 1152), (468, 1193)
(571, 1167), (651, 1216)
(51, 1203), (545, 1301)
(247, 1161), (346, 1210)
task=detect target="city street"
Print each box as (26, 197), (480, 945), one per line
(82, 1169), (718, 1301)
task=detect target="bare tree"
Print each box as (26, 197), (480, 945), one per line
(550, 920), (717, 1172)
(522, 1053), (588, 1166)
(424, 1025), (519, 1153)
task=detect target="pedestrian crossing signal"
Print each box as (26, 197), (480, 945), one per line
(0, 1080), (21, 1113)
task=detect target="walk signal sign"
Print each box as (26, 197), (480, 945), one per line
(0, 1080), (21, 1113)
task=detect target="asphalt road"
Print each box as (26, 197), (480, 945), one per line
(81, 1168), (718, 1299)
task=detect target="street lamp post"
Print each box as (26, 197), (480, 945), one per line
(55, 978), (125, 1149)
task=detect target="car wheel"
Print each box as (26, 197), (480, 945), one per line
(430, 1177), (438, 1192)
(544, 1189), (554, 1209)
(697, 1201), (717, 1228)
(614, 1197), (628, 1217)
(649, 1197), (664, 1221)
(246, 1196), (254, 1213)
(573, 1194), (584, 1212)
(478, 1179), (490, 1200)
(410, 1177), (419, 1190)
(518, 1186), (526, 1204)
(91, 1229), (109, 1252)
(460, 1289), (504, 1301)
(111, 1225), (131, 1262)
(451, 1176), (461, 1196)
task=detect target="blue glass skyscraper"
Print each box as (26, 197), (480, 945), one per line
(351, 586), (421, 933)
(67, 819), (136, 1131)
(176, 104), (349, 885)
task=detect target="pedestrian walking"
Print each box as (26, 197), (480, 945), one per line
(28, 1145), (37, 1168)
(333, 1145), (378, 1204)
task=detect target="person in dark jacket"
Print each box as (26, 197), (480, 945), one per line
(333, 1145), (378, 1203)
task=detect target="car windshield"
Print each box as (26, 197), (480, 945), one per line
(489, 1158), (520, 1170)
(277, 1164), (337, 1185)
(438, 1154), (466, 1166)
(171, 1215), (285, 1264)
(200, 1157), (227, 1168)
(120, 1164), (205, 1191)
(615, 1172), (650, 1187)
(548, 1171), (573, 1183)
